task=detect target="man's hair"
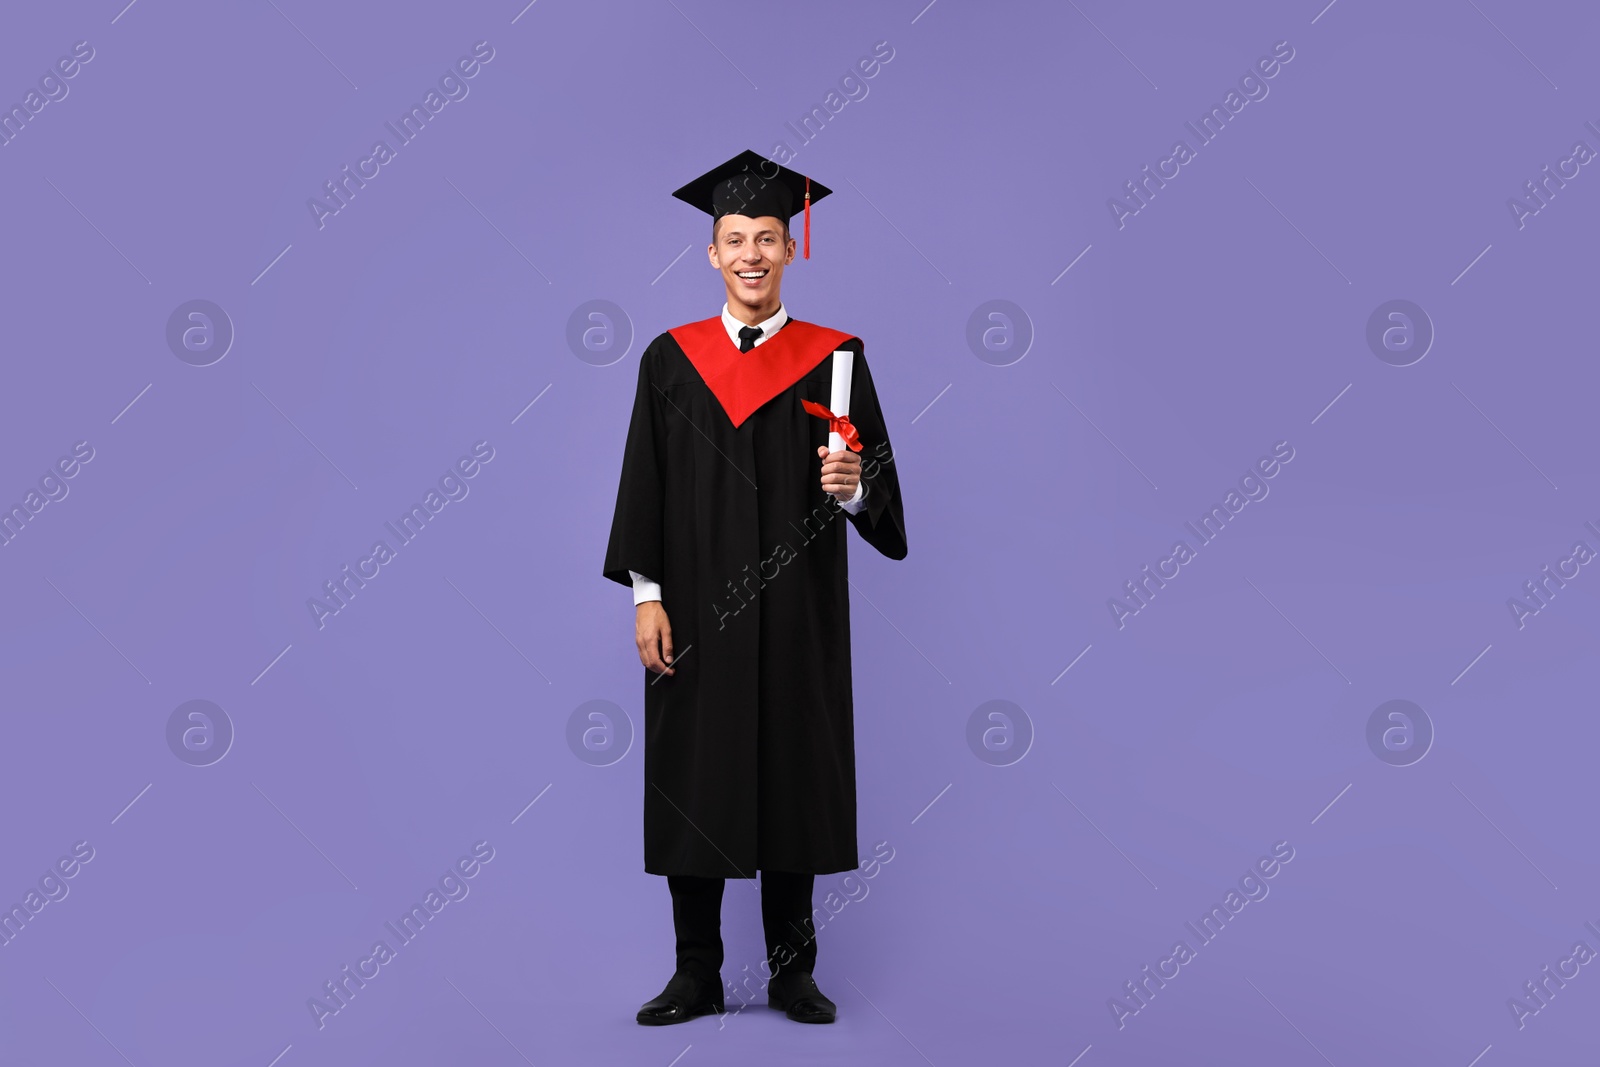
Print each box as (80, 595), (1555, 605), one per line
(713, 216), (791, 246)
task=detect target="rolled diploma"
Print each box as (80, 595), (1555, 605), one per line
(827, 350), (854, 454)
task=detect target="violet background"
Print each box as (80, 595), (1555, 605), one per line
(1, 0), (1597, 1064)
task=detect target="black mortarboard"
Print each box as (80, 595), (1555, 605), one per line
(671, 149), (833, 259)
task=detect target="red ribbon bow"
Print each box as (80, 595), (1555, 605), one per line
(801, 398), (863, 452)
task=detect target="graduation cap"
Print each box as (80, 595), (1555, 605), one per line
(671, 149), (833, 259)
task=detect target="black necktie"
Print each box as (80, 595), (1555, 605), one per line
(738, 325), (763, 352)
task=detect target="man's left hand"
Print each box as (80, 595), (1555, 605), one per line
(817, 445), (862, 504)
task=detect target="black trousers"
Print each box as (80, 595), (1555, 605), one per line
(667, 870), (816, 986)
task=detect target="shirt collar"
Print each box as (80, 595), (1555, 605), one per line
(722, 302), (788, 349)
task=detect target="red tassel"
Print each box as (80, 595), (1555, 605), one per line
(803, 176), (811, 259)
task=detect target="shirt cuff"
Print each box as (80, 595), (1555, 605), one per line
(840, 480), (868, 515)
(628, 570), (662, 605)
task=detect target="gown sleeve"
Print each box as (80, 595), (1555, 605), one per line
(603, 342), (666, 588)
(840, 341), (908, 561)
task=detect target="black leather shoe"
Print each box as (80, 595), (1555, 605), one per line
(636, 970), (724, 1025)
(767, 971), (837, 1023)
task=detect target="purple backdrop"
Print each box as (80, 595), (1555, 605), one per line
(2, 0), (1597, 1064)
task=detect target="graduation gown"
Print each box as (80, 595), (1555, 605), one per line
(603, 315), (907, 878)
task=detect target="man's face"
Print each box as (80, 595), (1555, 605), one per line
(709, 214), (794, 312)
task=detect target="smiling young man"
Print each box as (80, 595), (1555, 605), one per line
(603, 149), (908, 1026)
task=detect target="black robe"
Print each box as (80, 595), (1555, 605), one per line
(602, 315), (907, 878)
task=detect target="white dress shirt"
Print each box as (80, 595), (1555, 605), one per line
(629, 303), (866, 605)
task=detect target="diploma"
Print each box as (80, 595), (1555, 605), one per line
(827, 350), (854, 454)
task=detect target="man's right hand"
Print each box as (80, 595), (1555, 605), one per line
(636, 601), (674, 676)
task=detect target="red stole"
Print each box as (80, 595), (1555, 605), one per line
(668, 316), (854, 429)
